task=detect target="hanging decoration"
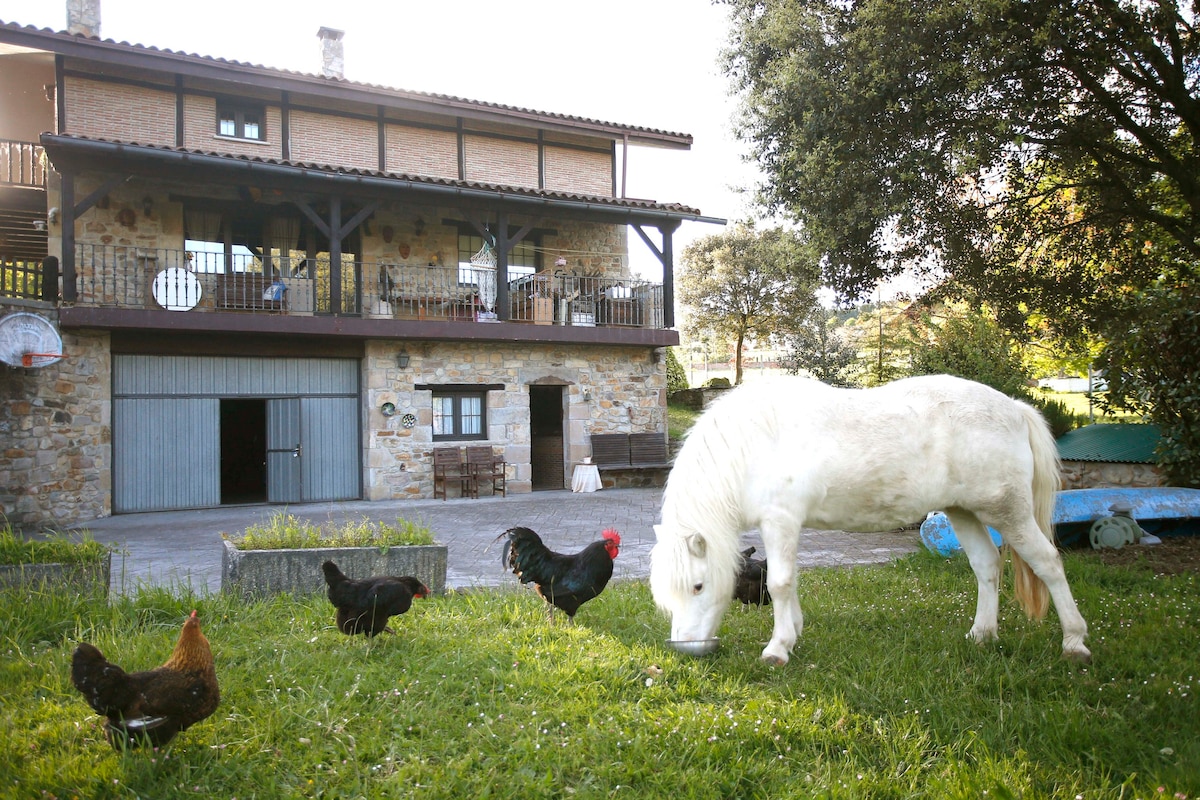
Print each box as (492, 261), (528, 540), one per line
(469, 238), (497, 269)
(471, 230), (499, 320)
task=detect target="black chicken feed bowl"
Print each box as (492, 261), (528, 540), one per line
(666, 638), (720, 657)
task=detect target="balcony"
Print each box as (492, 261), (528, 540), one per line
(0, 140), (46, 189)
(0, 141), (48, 263)
(51, 244), (676, 345)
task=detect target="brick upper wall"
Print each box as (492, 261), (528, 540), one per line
(65, 76), (175, 146)
(386, 124), (457, 180)
(545, 146), (613, 196)
(463, 134), (538, 188)
(289, 110), (377, 172)
(182, 95), (283, 160)
(58, 75), (624, 198)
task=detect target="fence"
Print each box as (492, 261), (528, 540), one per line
(0, 141), (46, 188)
(66, 245), (666, 328)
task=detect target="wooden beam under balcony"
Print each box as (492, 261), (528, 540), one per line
(58, 306), (681, 348)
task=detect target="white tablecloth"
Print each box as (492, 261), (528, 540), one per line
(571, 463), (602, 493)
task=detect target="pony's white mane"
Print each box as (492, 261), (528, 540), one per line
(654, 379), (822, 605)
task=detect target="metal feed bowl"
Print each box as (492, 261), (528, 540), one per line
(666, 638), (720, 657)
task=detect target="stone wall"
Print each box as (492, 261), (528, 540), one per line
(0, 304), (111, 530)
(364, 340), (667, 499)
(1060, 460), (1164, 490)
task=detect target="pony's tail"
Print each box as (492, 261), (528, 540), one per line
(1011, 401), (1060, 620)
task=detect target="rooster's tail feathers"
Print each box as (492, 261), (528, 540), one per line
(499, 526), (548, 576)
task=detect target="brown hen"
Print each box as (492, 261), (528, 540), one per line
(71, 610), (219, 749)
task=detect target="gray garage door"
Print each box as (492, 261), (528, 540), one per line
(112, 355), (360, 513)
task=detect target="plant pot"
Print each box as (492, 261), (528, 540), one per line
(0, 551), (111, 596)
(221, 539), (447, 601)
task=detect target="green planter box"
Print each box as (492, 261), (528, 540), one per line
(0, 552), (111, 596)
(221, 539), (447, 601)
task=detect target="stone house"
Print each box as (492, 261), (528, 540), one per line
(0, 3), (721, 527)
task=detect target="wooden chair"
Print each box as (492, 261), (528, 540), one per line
(432, 447), (475, 500)
(466, 445), (507, 497)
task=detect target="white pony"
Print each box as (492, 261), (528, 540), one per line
(649, 374), (1090, 665)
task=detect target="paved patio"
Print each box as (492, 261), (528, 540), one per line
(74, 487), (922, 597)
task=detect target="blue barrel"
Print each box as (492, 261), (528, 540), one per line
(919, 513), (1004, 556)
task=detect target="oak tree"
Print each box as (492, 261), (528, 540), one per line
(723, 0), (1200, 337)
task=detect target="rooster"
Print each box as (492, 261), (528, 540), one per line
(321, 560), (430, 637)
(498, 526), (620, 621)
(733, 546), (771, 605)
(70, 610), (219, 749)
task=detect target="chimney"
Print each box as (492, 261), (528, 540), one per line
(66, 0), (101, 37)
(317, 27), (345, 80)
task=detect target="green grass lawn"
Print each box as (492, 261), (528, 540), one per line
(3, 550), (1196, 799)
(667, 402), (702, 441)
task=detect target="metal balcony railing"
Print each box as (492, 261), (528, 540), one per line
(66, 245), (666, 329)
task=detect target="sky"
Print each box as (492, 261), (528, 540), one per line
(0, 0), (762, 280)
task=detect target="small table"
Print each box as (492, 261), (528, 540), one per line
(571, 463), (602, 493)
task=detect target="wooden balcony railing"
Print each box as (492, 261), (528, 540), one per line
(0, 141), (46, 189)
(0, 257), (50, 300)
(66, 244), (666, 329)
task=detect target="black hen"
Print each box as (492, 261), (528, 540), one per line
(498, 526), (620, 621)
(733, 546), (771, 605)
(321, 560), (429, 637)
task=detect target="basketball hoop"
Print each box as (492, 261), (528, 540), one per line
(22, 352), (65, 368)
(0, 313), (65, 368)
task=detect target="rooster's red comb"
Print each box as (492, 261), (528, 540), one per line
(602, 528), (621, 544)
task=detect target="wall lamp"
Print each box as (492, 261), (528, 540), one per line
(397, 349), (411, 369)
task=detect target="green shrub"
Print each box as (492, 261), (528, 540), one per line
(1033, 396), (1085, 439)
(227, 513), (435, 550)
(703, 376), (732, 389)
(907, 311), (1033, 401)
(665, 346), (689, 394)
(0, 522), (108, 566)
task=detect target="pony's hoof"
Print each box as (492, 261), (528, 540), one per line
(760, 645), (789, 666)
(966, 627), (999, 644)
(1063, 647), (1092, 664)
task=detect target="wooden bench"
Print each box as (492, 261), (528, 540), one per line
(589, 432), (672, 470)
(215, 273), (287, 312)
(629, 432), (670, 468)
